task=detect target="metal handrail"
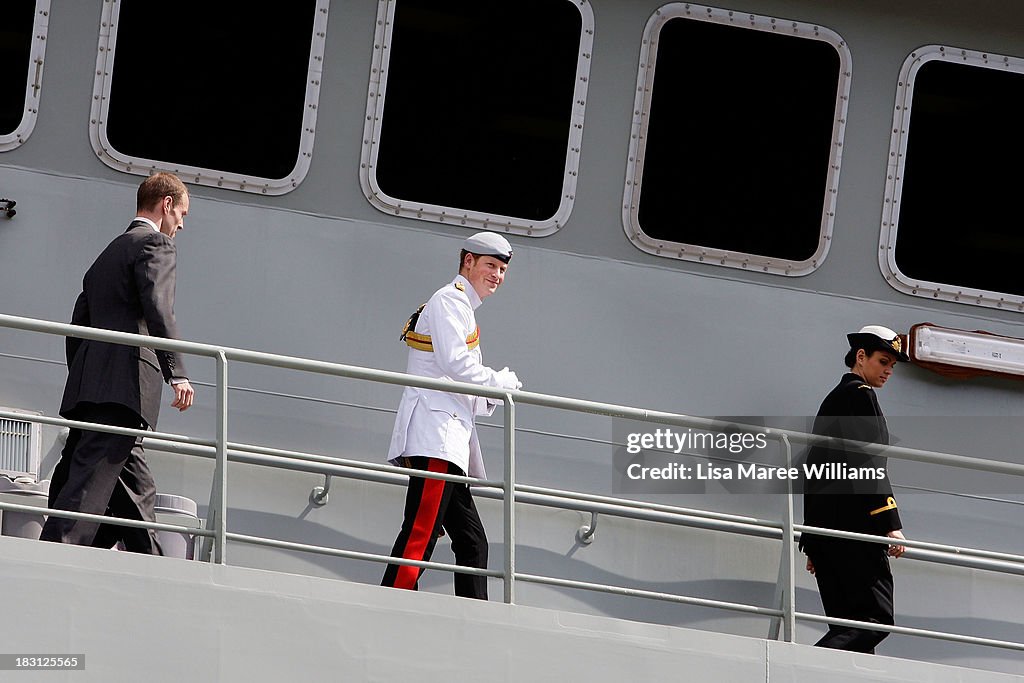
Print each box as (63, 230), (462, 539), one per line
(0, 500), (214, 539)
(12, 344), (1023, 507)
(1, 311), (1023, 655)
(795, 612), (1024, 652)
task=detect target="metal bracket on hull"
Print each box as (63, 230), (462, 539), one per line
(311, 475), (331, 507)
(576, 511), (598, 545)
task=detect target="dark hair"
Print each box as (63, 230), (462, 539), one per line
(137, 172), (188, 212)
(459, 249), (486, 273)
(846, 348), (894, 368)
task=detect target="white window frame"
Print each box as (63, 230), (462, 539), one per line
(359, 0), (595, 237)
(880, 45), (1024, 312)
(0, 0), (50, 153)
(88, 0), (329, 195)
(621, 3), (851, 276)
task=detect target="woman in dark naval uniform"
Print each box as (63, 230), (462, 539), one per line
(801, 325), (909, 654)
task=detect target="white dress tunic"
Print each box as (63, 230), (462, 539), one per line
(387, 274), (508, 478)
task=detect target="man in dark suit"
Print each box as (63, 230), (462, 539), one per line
(40, 172), (195, 554)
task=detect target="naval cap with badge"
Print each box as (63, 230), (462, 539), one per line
(463, 231), (513, 263)
(847, 325), (909, 362)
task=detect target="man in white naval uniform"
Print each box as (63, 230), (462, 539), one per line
(381, 232), (522, 600)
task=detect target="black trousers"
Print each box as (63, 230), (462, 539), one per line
(382, 457), (488, 599)
(809, 540), (894, 653)
(40, 402), (163, 555)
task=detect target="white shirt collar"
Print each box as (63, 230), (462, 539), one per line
(133, 216), (159, 233)
(454, 274), (482, 310)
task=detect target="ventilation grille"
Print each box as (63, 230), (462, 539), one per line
(0, 410), (42, 479)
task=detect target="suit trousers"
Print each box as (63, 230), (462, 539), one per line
(809, 540), (894, 653)
(40, 402), (163, 555)
(382, 456), (488, 599)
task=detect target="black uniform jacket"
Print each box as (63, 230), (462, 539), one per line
(60, 221), (188, 428)
(801, 373), (902, 553)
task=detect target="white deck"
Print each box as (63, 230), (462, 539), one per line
(1, 536), (1016, 683)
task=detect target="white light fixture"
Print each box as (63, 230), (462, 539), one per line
(910, 323), (1024, 379)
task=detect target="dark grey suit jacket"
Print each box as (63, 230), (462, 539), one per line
(60, 220), (188, 428)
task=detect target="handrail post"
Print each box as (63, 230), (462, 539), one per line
(780, 434), (796, 642)
(213, 350), (229, 564)
(503, 393), (516, 604)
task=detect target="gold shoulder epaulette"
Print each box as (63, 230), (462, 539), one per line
(858, 384), (871, 389)
(454, 282), (465, 292)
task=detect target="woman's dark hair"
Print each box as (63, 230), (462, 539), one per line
(844, 347), (859, 368)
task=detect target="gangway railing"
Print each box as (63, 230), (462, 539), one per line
(1, 312), (1023, 655)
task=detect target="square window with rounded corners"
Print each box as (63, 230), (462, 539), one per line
(0, 0), (49, 152)
(359, 0), (594, 237)
(880, 46), (1024, 312)
(89, 0), (329, 195)
(622, 3), (850, 276)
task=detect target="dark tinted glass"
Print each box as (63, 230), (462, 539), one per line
(105, 2), (317, 180)
(0, 0), (36, 136)
(637, 18), (840, 261)
(374, 0), (582, 221)
(895, 60), (1024, 296)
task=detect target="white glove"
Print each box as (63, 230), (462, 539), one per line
(495, 367), (523, 391)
